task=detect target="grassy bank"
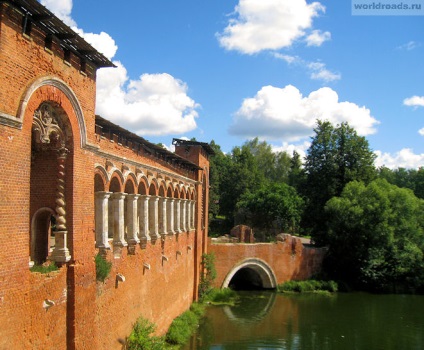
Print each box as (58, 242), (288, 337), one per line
(126, 288), (237, 349)
(278, 279), (338, 294)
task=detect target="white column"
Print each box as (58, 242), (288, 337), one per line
(190, 200), (196, 229)
(111, 192), (127, 248)
(167, 198), (175, 234)
(187, 199), (191, 232)
(159, 197), (167, 235)
(174, 198), (181, 233)
(138, 195), (150, 247)
(95, 191), (111, 249)
(149, 196), (160, 240)
(126, 194), (140, 245)
(181, 199), (187, 232)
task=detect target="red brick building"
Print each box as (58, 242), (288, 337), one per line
(0, 1), (212, 348)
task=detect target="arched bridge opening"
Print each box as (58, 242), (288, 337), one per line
(222, 259), (277, 291)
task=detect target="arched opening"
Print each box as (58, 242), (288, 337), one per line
(94, 173), (105, 192)
(30, 101), (73, 266)
(229, 267), (264, 290)
(30, 208), (56, 265)
(223, 259), (277, 291)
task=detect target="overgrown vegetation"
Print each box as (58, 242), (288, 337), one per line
(30, 262), (58, 274)
(95, 253), (112, 282)
(198, 253), (217, 300)
(165, 303), (205, 346)
(125, 304), (206, 349)
(125, 317), (169, 350)
(278, 280), (338, 294)
(202, 287), (239, 305)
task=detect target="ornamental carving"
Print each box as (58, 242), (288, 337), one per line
(32, 102), (65, 148)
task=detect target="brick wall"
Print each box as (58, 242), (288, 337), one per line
(0, 2), (209, 349)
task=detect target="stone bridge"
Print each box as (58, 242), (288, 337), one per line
(208, 235), (327, 289)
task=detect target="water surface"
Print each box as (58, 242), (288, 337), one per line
(183, 291), (424, 350)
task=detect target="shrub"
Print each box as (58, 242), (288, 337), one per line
(95, 253), (112, 282)
(126, 317), (167, 350)
(278, 279), (338, 293)
(166, 309), (199, 345)
(198, 253), (217, 300)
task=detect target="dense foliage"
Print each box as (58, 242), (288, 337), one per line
(325, 179), (424, 292)
(237, 182), (304, 235)
(302, 120), (377, 245)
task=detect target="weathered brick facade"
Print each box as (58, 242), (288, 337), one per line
(0, 1), (211, 349)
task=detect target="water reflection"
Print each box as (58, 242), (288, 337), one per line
(223, 292), (276, 325)
(183, 292), (424, 350)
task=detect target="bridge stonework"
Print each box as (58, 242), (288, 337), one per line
(209, 236), (327, 288)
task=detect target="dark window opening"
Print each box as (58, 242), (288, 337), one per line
(80, 58), (86, 73)
(22, 13), (32, 36)
(45, 34), (53, 51)
(64, 49), (71, 63)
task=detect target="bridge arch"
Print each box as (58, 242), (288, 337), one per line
(222, 258), (277, 290)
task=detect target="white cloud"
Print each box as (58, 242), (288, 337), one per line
(375, 149), (424, 169)
(96, 65), (198, 135)
(273, 53), (299, 64)
(41, 0), (199, 136)
(404, 95), (424, 108)
(217, 0), (327, 54)
(419, 128), (424, 136)
(229, 85), (379, 142)
(40, 0), (75, 27)
(308, 62), (341, 82)
(306, 30), (331, 47)
(273, 54), (340, 82)
(271, 141), (310, 161)
(397, 41), (420, 51)
(74, 29), (118, 60)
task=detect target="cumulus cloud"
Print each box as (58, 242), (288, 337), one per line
(419, 128), (424, 136)
(40, 0), (75, 26)
(41, 0), (199, 136)
(217, 0), (327, 54)
(306, 30), (331, 46)
(404, 95), (424, 108)
(375, 149), (424, 169)
(229, 85), (379, 142)
(96, 65), (198, 135)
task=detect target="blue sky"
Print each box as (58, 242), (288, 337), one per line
(41, 0), (424, 168)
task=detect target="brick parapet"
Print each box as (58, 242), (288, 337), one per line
(209, 237), (327, 288)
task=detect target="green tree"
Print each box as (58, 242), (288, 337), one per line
(218, 143), (264, 221)
(325, 179), (424, 292)
(208, 140), (226, 218)
(303, 120), (376, 244)
(288, 150), (305, 191)
(237, 182), (304, 235)
(243, 137), (291, 183)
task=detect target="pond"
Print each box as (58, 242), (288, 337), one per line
(182, 291), (424, 350)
